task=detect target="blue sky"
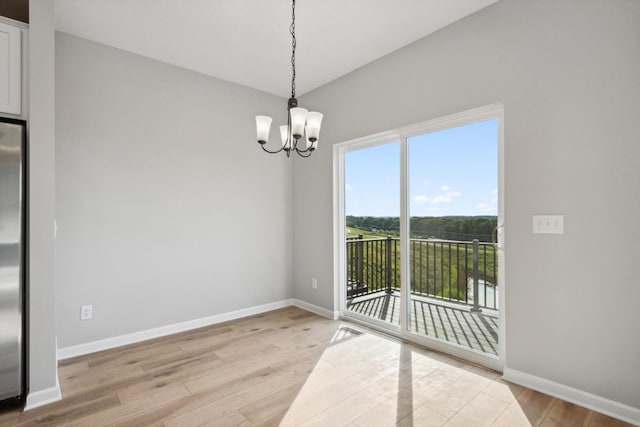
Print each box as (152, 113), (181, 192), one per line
(345, 118), (498, 217)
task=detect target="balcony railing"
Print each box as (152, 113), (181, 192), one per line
(346, 235), (498, 311)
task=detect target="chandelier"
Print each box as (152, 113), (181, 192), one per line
(255, 0), (323, 158)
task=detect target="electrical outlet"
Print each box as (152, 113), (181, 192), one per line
(311, 278), (318, 289)
(80, 305), (93, 320)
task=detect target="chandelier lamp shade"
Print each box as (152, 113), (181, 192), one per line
(255, 0), (323, 158)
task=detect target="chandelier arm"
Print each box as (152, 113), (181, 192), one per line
(294, 144), (312, 154)
(295, 149), (313, 158)
(260, 144), (286, 155)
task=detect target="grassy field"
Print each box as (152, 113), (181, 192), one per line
(346, 227), (397, 239)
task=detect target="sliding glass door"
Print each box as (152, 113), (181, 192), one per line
(336, 106), (504, 368)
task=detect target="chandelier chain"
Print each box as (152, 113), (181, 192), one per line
(290, 0), (296, 99)
(255, 0), (321, 158)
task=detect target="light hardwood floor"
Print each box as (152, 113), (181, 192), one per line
(0, 307), (632, 426)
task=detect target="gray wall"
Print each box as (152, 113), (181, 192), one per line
(28, 0), (58, 395)
(55, 33), (292, 348)
(294, 0), (640, 409)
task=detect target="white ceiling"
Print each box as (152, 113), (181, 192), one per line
(54, 0), (498, 98)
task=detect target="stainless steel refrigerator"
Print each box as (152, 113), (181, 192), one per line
(0, 117), (26, 404)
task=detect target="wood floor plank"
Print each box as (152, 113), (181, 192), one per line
(113, 394), (201, 427)
(351, 389), (417, 427)
(0, 307), (631, 427)
(481, 378), (525, 404)
(199, 410), (249, 427)
(492, 401), (540, 427)
(163, 372), (308, 427)
(183, 346), (287, 393)
(500, 388), (555, 426)
(589, 412), (635, 427)
(17, 395), (121, 427)
(0, 408), (21, 427)
(60, 363), (146, 397)
(178, 326), (275, 355)
(239, 383), (304, 423)
(444, 392), (509, 426)
(270, 349), (331, 375)
(138, 348), (220, 373)
(57, 361), (89, 378)
(188, 366), (281, 403)
(418, 368), (490, 418)
(247, 409), (289, 427)
(395, 405), (448, 427)
(539, 399), (592, 427)
(84, 342), (185, 370)
(64, 384), (191, 427)
(114, 354), (227, 404)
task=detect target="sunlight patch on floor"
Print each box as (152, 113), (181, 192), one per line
(277, 322), (512, 426)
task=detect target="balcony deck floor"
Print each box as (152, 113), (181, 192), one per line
(347, 291), (499, 356)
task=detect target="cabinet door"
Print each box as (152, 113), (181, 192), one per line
(0, 22), (21, 115)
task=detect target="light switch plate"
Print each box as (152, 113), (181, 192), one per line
(532, 215), (564, 234)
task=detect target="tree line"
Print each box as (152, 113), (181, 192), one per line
(346, 215), (497, 242)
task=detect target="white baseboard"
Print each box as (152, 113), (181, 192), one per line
(25, 373), (61, 410)
(503, 368), (640, 426)
(57, 299), (294, 360)
(292, 299), (339, 320)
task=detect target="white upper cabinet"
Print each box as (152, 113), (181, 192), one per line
(0, 22), (22, 115)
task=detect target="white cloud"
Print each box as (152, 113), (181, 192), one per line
(431, 195), (450, 204)
(345, 184), (352, 192)
(491, 188), (498, 203)
(440, 185), (452, 191)
(424, 180), (430, 185)
(413, 195), (430, 204)
(431, 191), (462, 204)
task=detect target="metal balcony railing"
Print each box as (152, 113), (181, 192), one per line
(346, 235), (498, 311)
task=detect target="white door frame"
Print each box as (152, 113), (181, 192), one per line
(333, 103), (506, 371)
